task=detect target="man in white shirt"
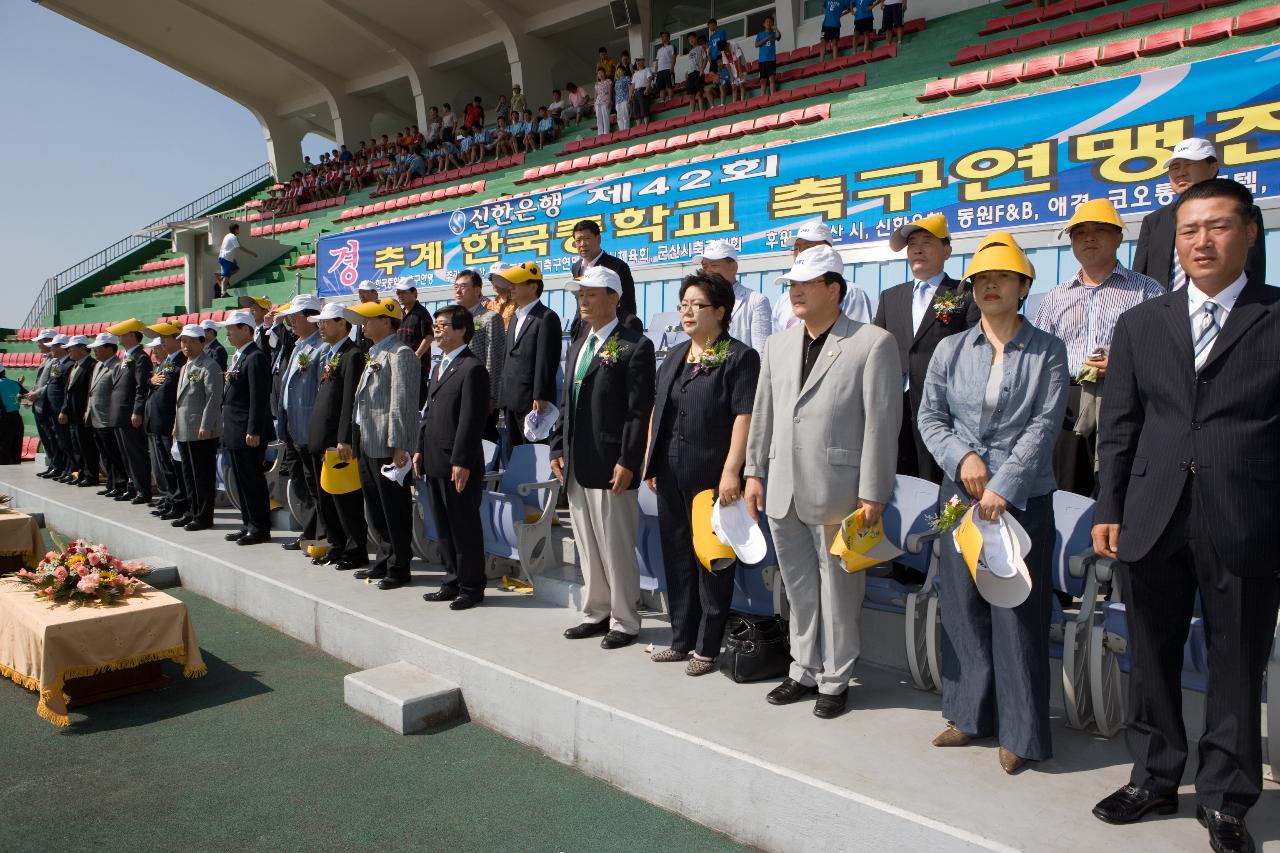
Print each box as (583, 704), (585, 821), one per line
(772, 219), (873, 331)
(216, 223), (257, 298)
(655, 31), (676, 102)
(699, 239), (772, 355)
(630, 57), (654, 127)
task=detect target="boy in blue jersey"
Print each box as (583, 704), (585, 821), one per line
(853, 0), (876, 53)
(755, 16), (780, 97)
(818, 0), (851, 63)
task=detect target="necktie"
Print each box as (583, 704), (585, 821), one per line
(435, 355), (450, 383)
(573, 335), (599, 404)
(1171, 252), (1188, 291)
(913, 280), (933, 332)
(1193, 302), (1219, 372)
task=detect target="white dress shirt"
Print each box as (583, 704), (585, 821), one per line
(574, 318), (619, 379)
(910, 272), (947, 336)
(513, 300), (539, 339)
(1186, 272), (1247, 362)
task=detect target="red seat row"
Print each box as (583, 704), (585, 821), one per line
(159, 310), (231, 327)
(102, 273), (186, 295)
(366, 153), (524, 200)
(139, 257), (185, 272)
(0, 352), (42, 367)
(952, 0), (1256, 65)
(288, 253), (317, 270)
(250, 218), (310, 238)
(246, 196), (344, 223)
(525, 105), (831, 184)
(336, 180), (487, 223)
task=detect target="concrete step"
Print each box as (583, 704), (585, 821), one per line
(344, 661), (462, 734)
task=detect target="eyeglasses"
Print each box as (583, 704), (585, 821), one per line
(431, 322), (452, 331)
(677, 301), (712, 314)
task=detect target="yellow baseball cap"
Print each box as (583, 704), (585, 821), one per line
(964, 244), (1035, 282)
(889, 214), (950, 252)
(143, 321), (182, 339)
(1060, 198), (1125, 237)
(343, 297), (404, 325)
(493, 261), (543, 285)
(106, 318), (147, 336)
(239, 294), (273, 310)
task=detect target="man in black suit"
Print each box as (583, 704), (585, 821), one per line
(144, 322), (188, 520)
(496, 262), (562, 450)
(308, 303), (369, 570)
(568, 219), (642, 338)
(107, 319), (154, 504)
(551, 266), (656, 649)
(1132, 137), (1266, 291)
(42, 336), (74, 480)
(221, 310), (276, 546)
(202, 321), (229, 371)
(1091, 179), (1279, 853)
(57, 336), (96, 487)
(873, 214), (977, 483)
(417, 305), (490, 610)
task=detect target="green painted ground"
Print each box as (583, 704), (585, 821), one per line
(0, 588), (743, 853)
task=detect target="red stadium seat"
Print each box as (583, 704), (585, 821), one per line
(750, 113), (780, 133)
(985, 62), (1025, 87)
(686, 129), (711, 144)
(837, 72), (867, 90)
(644, 139), (667, 156)
(1074, 0), (1108, 10)
(870, 43), (897, 60)
(1164, 0), (1204, 16)
(950, 45), (985, 65)
(981, 14), (1015, 34)
(1011, 8), (1044, 28)
(606, 148), (628, 164)
(1139, 27), (1186, 54)
(587, 152), (609, 168)
(552, 160), (574, 174)
(666, 133), (690, 149)
(983, 37), (1021, 57)
(1049, 21), (1088, 42)
(1124, 2), (1165, 27)
(1185, 17), (1232, 43)
(952, 70), (989, 94)
(905, 17), (926, 32)
(801, 103), (831, 122)
(1060, 46), (1101, 71)
(917, 78), (955, 101)
(1100, 37), (1142, 63)
(1233, 6), (1280, 33)
(625, 143), (647, 159)
(1016, 28), (1052, 49)
(1041, 0), (1075, 20)
(706, 124), (732, 141)
(1085, 11), (1125, 35)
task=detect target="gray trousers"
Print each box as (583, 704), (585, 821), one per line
(567, 479), (641, 635)
(937, 479), (1055, 761)
(768, 505), (866, 695)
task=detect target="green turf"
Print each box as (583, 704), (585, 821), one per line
(0, 588), (744, 853)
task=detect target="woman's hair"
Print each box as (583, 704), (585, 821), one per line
(679, 271), (736, 332)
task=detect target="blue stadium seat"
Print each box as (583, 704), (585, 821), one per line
(479, 444), (560, 581)
(635, 484), (668, 607)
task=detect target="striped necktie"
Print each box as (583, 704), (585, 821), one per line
(1171, 252), (1187, 291)
(1193, 302), (1219, 372)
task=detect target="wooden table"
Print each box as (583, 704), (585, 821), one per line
(0, 509), (43, 574)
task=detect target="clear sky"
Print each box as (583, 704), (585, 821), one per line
(0, 3), (330, 330)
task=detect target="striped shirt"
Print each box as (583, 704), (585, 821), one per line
(1033, 263), (1163, 376)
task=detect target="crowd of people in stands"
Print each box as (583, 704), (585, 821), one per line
(19, 138), (1271, 853)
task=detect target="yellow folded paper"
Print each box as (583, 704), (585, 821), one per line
(499, 575), (534, 594)
(829, 507), (903, 573)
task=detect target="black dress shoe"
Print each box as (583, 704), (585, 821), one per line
(159, 509), (185, 521)
(150, 505), (169, 517)
(225, 530), (247, 542)
(57, 474), (76, 484)
(354, 568), (387, 580)
(184, 521), (212, 532)
(449, 596), (482, 610)
(281, 540), (302, 551)
(766, 678), (818, 705)
(1092, 785), (1178, 825)
(114, 491), (137, 502)
(600, 630), (637, 649)
(1198, 806), (1254, 853)
(336, 558), (369, 571)
(423, 589), (458, 602)
(376, 577), (408, 590)
(131, 495), (152, 505)
(171, 516), (194, 528)
(76, 479), (97, 488)
(311, 552), (335, 565)
(813, 689), (848, 719)
(98, 488), (116, 497)
(37, 468), (55, 478)
(563, 620), (609, 640)
(238, 534), (270, 546)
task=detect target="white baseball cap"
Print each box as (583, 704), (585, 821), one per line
(699, 239), (737, 262)
(50, 334), (70, 347)
(523, 403), (561, 442)
(35, 328), (57, 342)
(356, 279), (379, 293)
(220, 309), (257, 328)
(1163, 137), (1218, 168)
(66, 335), (91, 348)
(177, 324), (206, 340)
(393, 277), (418, 292)
(970, 512), (1033, 609)
(783, 244), (846, 282)
(782, 218), (833, 247)
(309, 302), (349, 323)
(200, 319), (221, 332)
(91, 332), (120, 347)
(278, 293), (322, 316)
(711, 498), (769, 566)
(568, 265), (623, 294)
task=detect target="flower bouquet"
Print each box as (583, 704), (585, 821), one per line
(13, 540), (150, 605)
(929, 495), (972, 533)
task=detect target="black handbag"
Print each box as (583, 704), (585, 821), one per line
(719, 613), (790, 683)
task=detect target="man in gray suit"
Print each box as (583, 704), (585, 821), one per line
(26, 329), (59, 477)
(346, 297), (421, 590)
(744, 244), (901, 719)
(276, 294), (326, 552)
(88, 333), (129, 497)
(172, 324), (224, 532)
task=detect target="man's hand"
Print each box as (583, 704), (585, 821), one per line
(198, 428), (211, 440)
(131, 414), (143, 429)
(857, 498), (885, 527)
(57, 413), (67, 425)
(550, 456), (565, 483)
(246, 434), (260, 448)
(392, 448), (409, 469)
(531, 399), (547, 414)
(336, 442), (352, 463)
(451, 465), (470, 493)
(645, 477), (657, 493)
(718, 472), (742, 506)
(959, 452), (988, 500)
(1083, 353), (1109, 378)
(150, 374), (165, 387)
(610, 464), (633, 495)
(1092, 523), (1120, 560)
(413, 452), (424, 477)
(975, 489), (1008, 522)
(744, 476), (765, 521)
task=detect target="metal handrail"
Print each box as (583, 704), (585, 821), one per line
(22, 162), (274, 329)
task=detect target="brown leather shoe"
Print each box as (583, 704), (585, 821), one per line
(932, 724), (971, 747)
(998, 746), (1025, 774)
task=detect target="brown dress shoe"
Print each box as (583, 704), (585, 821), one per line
(998, 746), (1025, 774)
(932, 724), (971, 747)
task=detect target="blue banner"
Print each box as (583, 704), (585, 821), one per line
(319, 45), (1280, 297)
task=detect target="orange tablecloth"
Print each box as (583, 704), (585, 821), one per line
(0, 510), (44, 564)
(0, 578), (206, 726)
